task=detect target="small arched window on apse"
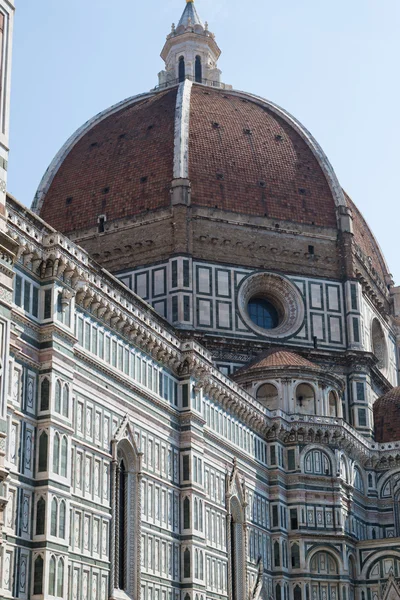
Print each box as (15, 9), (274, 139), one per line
(195, 55), (202, 83)
(295, 383), (316, 415)
(179, 56), (185, 82)
(328, 391), (338, 417)
(256, 383), (279, 411)
(371, 318), (388, 371)
(111, 420), (142, 599)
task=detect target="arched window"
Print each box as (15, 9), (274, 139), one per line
(372, 528), (376, 539)
(53, 433), (60, 473)
(49, 555), (56, 595)
(33, 556), (44, 595)
(291, 543), (300, 568)
(59, 500), (66, 539)
(200, 551), (204, 579)
(38, 431), (48, 472)
(194, 498), (199, 529)
(51, 498), (58, 536)
(354, 468), (364, 493)
(60, 437), (68, 477)
(195, 549), (199, 578)
(55, 380), (62, 413)
(199, 500), (203, 531)
(40, 378), (50, 411)
(118, 459), (127, 590)
(294, 586), (302, 600)
(274, 541), (280, 567)
(184, 548), (191, 578)
(368, 473), (373, 487)
(304, 449), (332, 476)
(57, 559), (64, 597)
(36, 497), (46, 535)
(295, 383), (316, 415)
(112, 425), (142, 598)
(195, 55), (202, 83)
(328, 391), (338, 417)
(276, 584), (282, 600)
(179, 56), (185, 82)
(256, 383), (279, 410)
(310, 551), (338, 574)
(62, 385), (69, 417)
(230, 496), (245, 599)
(184, 497), (190, 529)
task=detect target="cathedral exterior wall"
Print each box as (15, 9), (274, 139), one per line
(0, 196), (399, 600)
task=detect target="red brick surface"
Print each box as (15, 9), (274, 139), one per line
(374, 388), (400, 443)
(189, 87), (337, 227)
(345, 193), (387, 283)
(40, 89), (177, 233)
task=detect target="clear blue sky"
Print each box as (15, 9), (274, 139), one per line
(8, 0), (400, 281)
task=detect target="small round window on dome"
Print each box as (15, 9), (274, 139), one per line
(248, 297), (279, 330)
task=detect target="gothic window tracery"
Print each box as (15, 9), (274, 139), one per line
(304, 449), (332, 476)
(111, 419), (142, 598)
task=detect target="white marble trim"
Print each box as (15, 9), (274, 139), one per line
(173, 79), (193, 179)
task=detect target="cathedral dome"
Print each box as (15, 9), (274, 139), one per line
(35, 84), (340, 233)
(374, 388), (400, 443)
(31, 0), (391, 301)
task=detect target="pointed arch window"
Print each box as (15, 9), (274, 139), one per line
(291, 543), (300, 568)
(49, 555), (56, 595)
(38, 431), (48, 472)
(60, 436), (68, 477)
(111, 422), (142, 599)
(51, 498), (58, 536)
(53, 433), (60, 473)
(59, 500), (66, 539)
(195, 56), (202, 83)
(118, 459), (127, 589)
(36, 497), (46, 535)
(179, 56), (185, 82)
(62, 385), (69, 417)
(294, 586), (302, 600)
(40, 378), (50, 411)
(55, 380), (62, 413)
(33, 556), (44, 595)
(57, 559), (64, 597)
(184, 497), (190, 529)
(184, 548), (191, 578)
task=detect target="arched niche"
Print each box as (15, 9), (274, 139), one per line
(371, 318), (388, 371)
(256, 383), (279, 410)
(295, 383), (316, 415)
(328, 391), (339, 417)
(111, 416), (143, 600)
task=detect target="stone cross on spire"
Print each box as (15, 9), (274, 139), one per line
(158, 0), (228, 89)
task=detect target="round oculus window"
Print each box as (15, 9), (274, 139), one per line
(238, 271), (305, 339)
(248, 297), (279, 330)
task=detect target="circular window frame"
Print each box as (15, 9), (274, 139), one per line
(238, 272), (305, 339)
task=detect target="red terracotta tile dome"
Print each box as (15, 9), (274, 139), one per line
(234, 348), (320, 376)
(34, 85), (340, 233)
(374, 388), (400, 443)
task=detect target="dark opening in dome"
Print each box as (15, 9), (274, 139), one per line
(248, 297), (279, 330)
